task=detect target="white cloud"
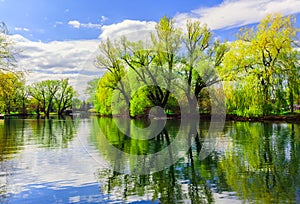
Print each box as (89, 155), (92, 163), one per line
(68, 20), (81, 29)
(82, 22), (102, 29)
(99, 20), (156, 41)
(9, 34), (103, 99)
(174, 0), (300, 30)
(68, 20), (102, 29)
(98, 0), (300, 42)
(15, 27), (30, 32)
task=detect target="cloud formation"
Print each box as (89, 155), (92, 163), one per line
(11, 34), (103, 99)
(99, 20), (156, 41)
(174, 0), (300, 30)
(68, 20), (102, 29)
(101, 15), (108, 23)
(98, 0), (300, 42)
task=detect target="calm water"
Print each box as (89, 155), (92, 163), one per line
(0, 117), (299, 203)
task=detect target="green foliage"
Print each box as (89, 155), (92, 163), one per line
(29, 79), (76, 116)
(130, 88), (152, 117)
(219, 14), (299, 116)
(94, 16), (225, 117)
(95, 72), (114, 115)
(0, 72), (25, 114)
(93, 14), (299, 118)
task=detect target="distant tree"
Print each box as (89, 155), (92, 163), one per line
(29, 80), (60, 116)
(86, 78), (99, 105)
(54, 79), (76, 115)
(29, 79), (76, 116)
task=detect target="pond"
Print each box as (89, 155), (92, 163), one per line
(0, 117), (299, 203)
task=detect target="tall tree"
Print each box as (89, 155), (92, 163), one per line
(96, 38), (130, 113)
(151, 16), (181, 108)
(219, 14), (299, 116)
(182, 20), (227, 113)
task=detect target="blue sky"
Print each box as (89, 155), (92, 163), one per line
(2, 0), (299, 42)
(1, 0), (223, 42)
(1, 0), (300, 97)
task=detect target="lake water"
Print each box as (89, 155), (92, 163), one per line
(0, 117), (299, 203)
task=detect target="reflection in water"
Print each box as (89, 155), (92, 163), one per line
(0, 117), (79, 203)
(91, 118), (300, 203)
(0, 117), (299, 203)
(218, 122), (300, 203)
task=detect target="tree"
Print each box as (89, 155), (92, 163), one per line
(29, 80), (60, 116)
(94, 16), (228, 117)
(96, 38), (130, 112)
(29, 79), (75, 116)
(150, 16), (181, 108)
(54, 79), (76, 115)
(86, 78), (99, 106)
(95, 72), (114, 115)
(120, 16), (184, 115)
(0, 71), (24, 114)
(218, 14), (299, 116)
(181, 20), (227, 113)
(0, 22), (16, 72)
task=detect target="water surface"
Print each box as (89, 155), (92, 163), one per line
(0, 117), (299, 203)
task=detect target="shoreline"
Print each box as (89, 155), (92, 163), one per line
(2, 112), (300, 123)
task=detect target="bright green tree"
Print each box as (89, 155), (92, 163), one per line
(0, 72), (24, 114)
(219, 14), (299, 116)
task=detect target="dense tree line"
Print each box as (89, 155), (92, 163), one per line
(94, 14), (300, 117)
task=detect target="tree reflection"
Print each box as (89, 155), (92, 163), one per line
(91, 118), (300, 203)
(0, 117), (79, 202)
(218, 122), (300, 203)
(28, 116), (78, 148)
(91, 117), (218, 203)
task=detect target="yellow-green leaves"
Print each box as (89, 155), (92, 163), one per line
(219, 14), (299, 116)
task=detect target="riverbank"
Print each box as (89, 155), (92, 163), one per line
(3, 111), (300, 123)
(227, 114), (300, 122)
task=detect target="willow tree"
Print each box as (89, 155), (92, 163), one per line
(96, 38), (130, 114)
(219, 14), (299, 116)
(150, 16), (182, 108)
(95, 72), (114, 115)
(121, 16), (181, 110)
(181, 20), (227, 113)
